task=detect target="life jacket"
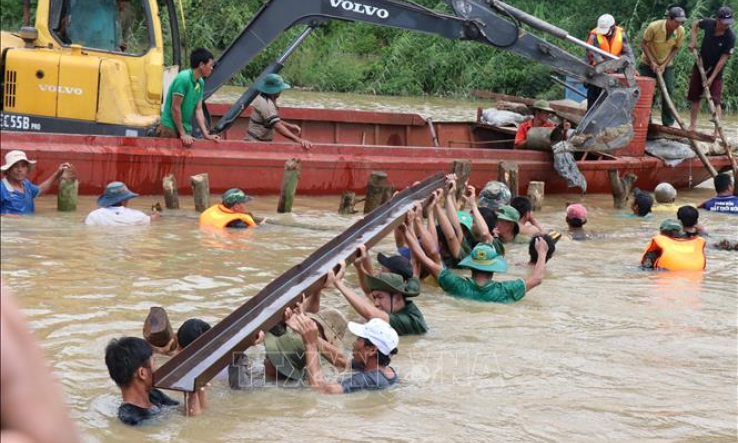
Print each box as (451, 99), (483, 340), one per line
(641, 234), (706, 271)
(588, 26), (624, 64)
(199, 204), (256, 229)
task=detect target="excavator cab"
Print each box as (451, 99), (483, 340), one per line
(0, 0), (182, 136)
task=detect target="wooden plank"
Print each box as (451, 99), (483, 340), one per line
(648, 123), (716, 143)
(471, 90), (586, 117)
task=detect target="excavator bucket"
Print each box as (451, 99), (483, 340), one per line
(574, 85), (639, 151)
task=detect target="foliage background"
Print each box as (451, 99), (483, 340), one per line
(2, 0), (736, 111)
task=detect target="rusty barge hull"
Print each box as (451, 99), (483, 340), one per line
(0, 105), (730, 196)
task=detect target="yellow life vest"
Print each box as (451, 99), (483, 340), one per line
(642, 234), (706, 271)
(199, 204), (256, 229)
(588, 26), (624, 64)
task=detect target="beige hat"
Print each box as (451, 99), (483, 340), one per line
(1, 150), (36, 172)
(306, 308), (347, 348)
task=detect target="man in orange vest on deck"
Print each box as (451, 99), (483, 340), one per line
(199, 188), (259, 229)
(585, 14), (633, 110)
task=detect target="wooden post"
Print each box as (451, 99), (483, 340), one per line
(527, 181), (545, 210)
(498, 161), (519, 197)
(451, 160), (472, 200)
(143, 307), (173, 348)
(607, 169), (638, 209)
(56, 171), (78, 212)
(364, 171), (389, 214)
(277, 158), (301, 213)
(690, 48), (738, 194)
(189, 173), (210, 213)
(163, 173), (180, 210)
(338, 191), (358, 214)
(655, 70), (717, 178)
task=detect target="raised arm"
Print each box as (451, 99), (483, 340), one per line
(37, 163), (71, 195)
(403, 218), (443, 279)
(352, 245), (372, 296)
(462, 185), (494, 243)
(326, 262), (389, 323)
(524, 237), (548, 291)
(288, 314), (344, 394)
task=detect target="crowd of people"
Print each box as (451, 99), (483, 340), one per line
(513, 6), (734, 149)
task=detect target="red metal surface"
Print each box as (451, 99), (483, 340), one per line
(2, 127), (729, 196)
(612, 75), (656, 157)
(1, 105), (730, 196)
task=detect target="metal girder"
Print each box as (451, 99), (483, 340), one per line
(154, 172), (445, 392)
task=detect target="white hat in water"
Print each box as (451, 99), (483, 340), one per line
(596, 14), (616, 35)
(348, 318), (398, 356)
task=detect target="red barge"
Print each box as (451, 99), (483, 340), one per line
(1, 97), (732, 197)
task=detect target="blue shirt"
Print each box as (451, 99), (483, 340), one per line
(703, 195), (738, 215)
(0, 178), (40, 215)
(341, 360), (398, 393)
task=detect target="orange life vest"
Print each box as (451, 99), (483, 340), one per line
(641, 234), (706, 271)
(199, 204), (256, 229)
(588, 26), (624, 64)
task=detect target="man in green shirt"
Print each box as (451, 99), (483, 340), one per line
(324, 262), (428, 336)
(404, 222), (550, 303)
(639, 6), (687, 127)
(157, 47), (220, 147)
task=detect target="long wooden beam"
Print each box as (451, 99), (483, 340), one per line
(154, 172), (446, 392)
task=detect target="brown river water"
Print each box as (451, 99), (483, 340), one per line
(2, 188), (736, 443)
(2, 90), (738, 442)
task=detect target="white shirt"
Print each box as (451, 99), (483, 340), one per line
(85, 206), (151, 226)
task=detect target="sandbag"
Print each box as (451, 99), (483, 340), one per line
(552, 141), (587, 193)
(480, 108), (528, 127)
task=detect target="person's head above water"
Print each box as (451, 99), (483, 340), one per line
(478, 181), (511, 210)
(713, 173), (734, 196)
(365, 272), (419, 314)
(631, 189), (654, 217)
(565, 203), (587, 228)
(528, 234), (557, 264)
(677, 205), (699, 229)
(654, 182), (677, 204)
(376, 253), (413, 280)
(459, 243), (508, 278)
(495, 205), (520, 242)
(510, 196), (533, 222)
(105, 337), (154, 389)
(177, 318), (211, 350)
(659, 219), (683, 239)
(221, 188), (253, 210)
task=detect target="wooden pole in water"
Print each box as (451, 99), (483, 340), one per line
(607, 169), (638, 209)
(277, 158), (301, 213)
(190, 173), (210, 213)
(56, 174), (78, 212)
(527, 181), (545, 210)
(163, 173), (180, 210)
(654, 71), (717, 178)
(451, 159), (472, 200)
(364, 171), (389, 214)
(338, 191), (358, 214)
(690, 48), (738, 193)
(498, 161), (519, 197)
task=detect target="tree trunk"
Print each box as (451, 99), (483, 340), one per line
(277, 158), (301, 213)
(163, 173), (180, 210)
(364, 171), (390, 214)
(607, 169), (637, 209)
(498, 161), (519, 197)
(190, 173), (210, 213)
(527, 181), (545, 210)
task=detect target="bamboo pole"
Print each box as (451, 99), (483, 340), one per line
(654, 70), (717, 178)
(690, 48), (738, 191)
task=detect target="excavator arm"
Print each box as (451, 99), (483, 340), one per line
(206, 0), (639, 150)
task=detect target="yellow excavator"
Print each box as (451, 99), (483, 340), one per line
(1, 0), (639, 149)
(1, 0), (182, 136)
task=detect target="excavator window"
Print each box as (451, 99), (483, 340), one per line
(50, 0), (152, 54)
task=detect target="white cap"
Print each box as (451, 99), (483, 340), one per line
(348, 318), (399, 356)
(596, 14), (615, 34)
(1, 150), (37, 172)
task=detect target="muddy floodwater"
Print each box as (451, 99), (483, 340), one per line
(1, 188), (736, 442)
